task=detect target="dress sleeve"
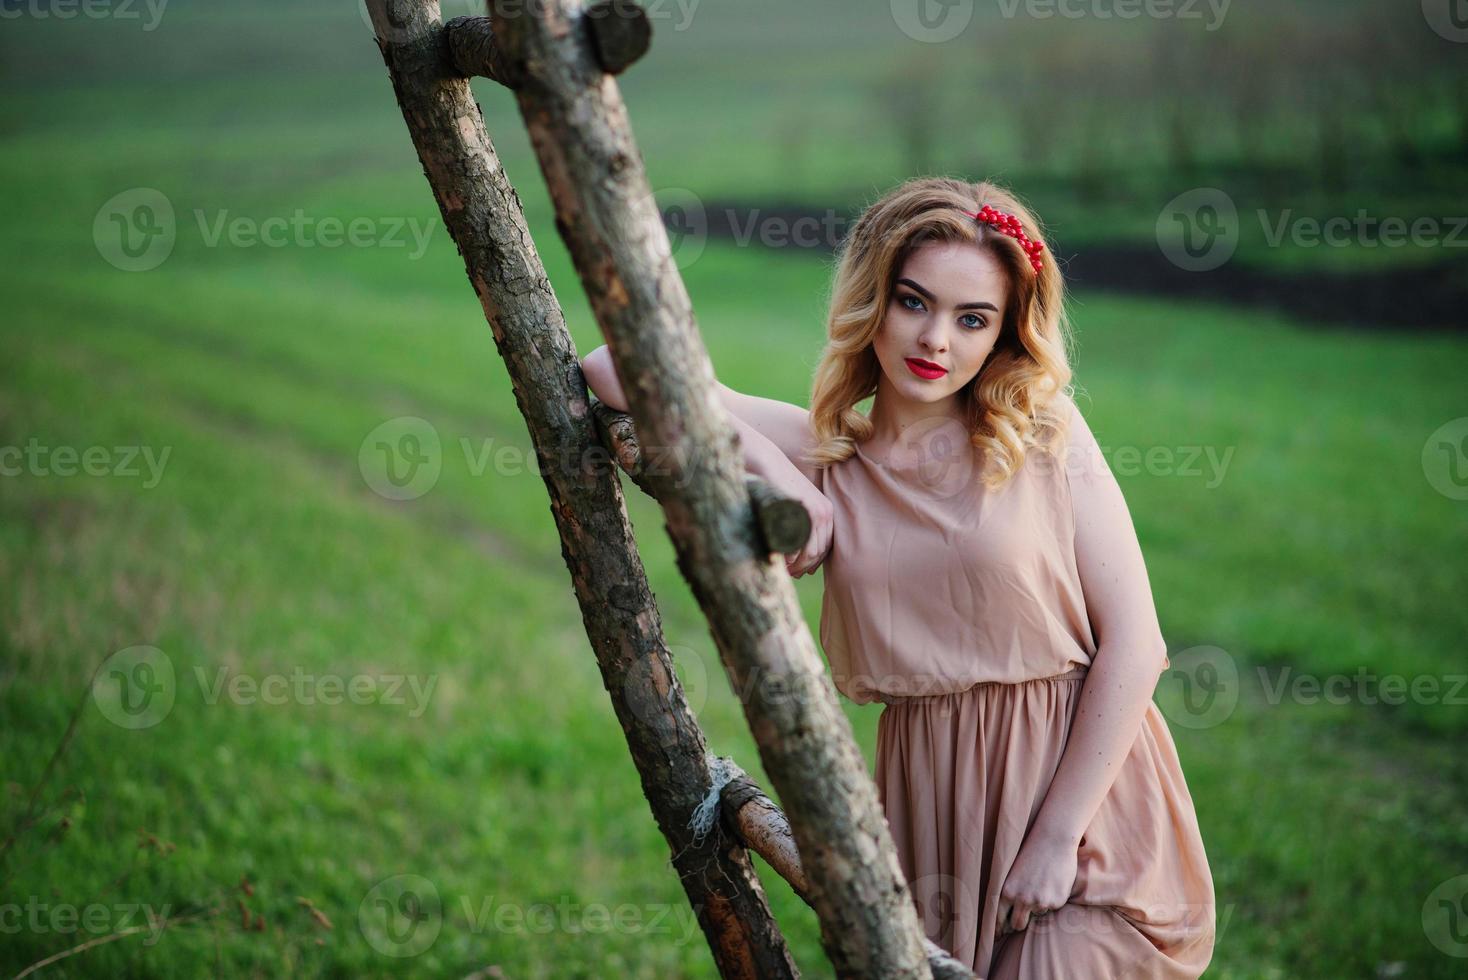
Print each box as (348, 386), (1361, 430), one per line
(1062, 395), (1171, 673)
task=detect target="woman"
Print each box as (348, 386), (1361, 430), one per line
(581, 176), (1215, 978)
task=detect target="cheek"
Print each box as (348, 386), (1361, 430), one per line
(874, 314), (901, 350)
(961, 335), (998, 371)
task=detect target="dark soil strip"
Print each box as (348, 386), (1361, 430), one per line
(1058, 243), (1465, 333)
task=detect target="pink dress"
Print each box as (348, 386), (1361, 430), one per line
(813, 403), (1216, 978)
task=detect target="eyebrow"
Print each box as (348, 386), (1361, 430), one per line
(896, 278), (998, 312)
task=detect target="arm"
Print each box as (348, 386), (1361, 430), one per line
(1030, 400), (1169, 847)
(580, 344), (816, 489)
(997, 399), (1169, 934)
(578, 345), (833, 576)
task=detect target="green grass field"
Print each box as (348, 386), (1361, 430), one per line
(3, 2), (1468, 977)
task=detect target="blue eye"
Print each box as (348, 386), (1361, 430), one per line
(899, 293), (986, 330)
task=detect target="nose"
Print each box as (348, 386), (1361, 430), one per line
(917, 319), (950, 357)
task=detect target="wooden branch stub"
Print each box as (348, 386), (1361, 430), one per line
(745, 479), (810, 559)
(591, 399), (811, 556)
(721, 775), (809, 900)
(443, 16), (512, 85)
(441, 4), (649, 85)
(585, 0), (652, 75)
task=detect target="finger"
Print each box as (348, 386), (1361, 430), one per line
(1012, 904), (1029, 933)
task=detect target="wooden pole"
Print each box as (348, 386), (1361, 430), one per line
(486, 1), (934, 975)
(366, 3), (798, 975)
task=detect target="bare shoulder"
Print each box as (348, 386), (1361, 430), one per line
(1054, 390), (1095, 450)
(718, 383), (821, 484)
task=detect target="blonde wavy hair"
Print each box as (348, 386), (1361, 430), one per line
(805, 176), (1077, 490)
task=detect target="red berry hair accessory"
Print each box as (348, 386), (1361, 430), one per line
(960, 204), (1045, 274)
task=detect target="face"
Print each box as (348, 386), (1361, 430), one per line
(872, 240), (1010, 405)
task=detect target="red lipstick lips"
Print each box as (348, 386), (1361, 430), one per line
(905, 357), (948, 380)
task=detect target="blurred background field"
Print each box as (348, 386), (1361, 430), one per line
(2, 0), (1466, 977)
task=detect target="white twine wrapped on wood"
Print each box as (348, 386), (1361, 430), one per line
(687, 754), (746, 844)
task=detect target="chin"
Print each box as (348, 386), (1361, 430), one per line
(901, 378), (950, 400)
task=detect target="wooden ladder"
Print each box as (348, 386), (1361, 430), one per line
(366, 3), (973, 976)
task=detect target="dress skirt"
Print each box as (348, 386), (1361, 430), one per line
(874, 668), (1216, 979)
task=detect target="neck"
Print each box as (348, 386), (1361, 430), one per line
(866, 377), (967, 449)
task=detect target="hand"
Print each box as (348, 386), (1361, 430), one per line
(996, 829), (1080, 936)
(781, 479), (833, 578)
